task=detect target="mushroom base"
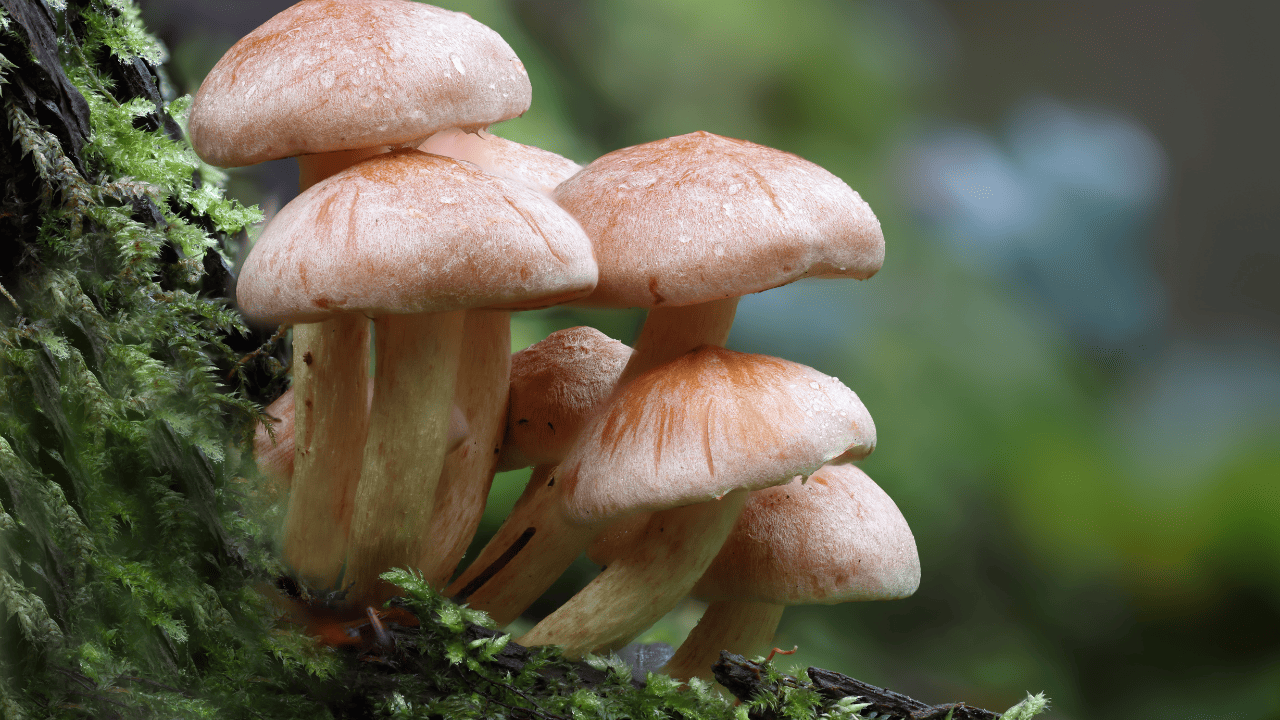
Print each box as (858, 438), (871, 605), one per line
(660, 600), (784, 682)
(419, 310), (512, 587)
(282, 316), (371, 590)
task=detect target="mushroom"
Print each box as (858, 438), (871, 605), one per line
(236, 149), (597, 599)
(600, 463), (920, 681)
(498, 325), (633, 471)
(189, 0), (532, 191)
(554, 131), (884, 385)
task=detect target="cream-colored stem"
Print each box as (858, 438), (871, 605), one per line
(445, 465), (593, 626)
(283, 317), (370, 589)
(344, 311), (465, 603)
(420, 310), (512, 588)
(616, 297), (739, 387)
(296, 147), (391, 191)
(660, 600), (784, 682)
(517, 490), (748, 659)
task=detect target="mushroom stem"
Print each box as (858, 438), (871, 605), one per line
(420, 309), (512, 588)
(660, 600), (784, 682)
(344, 310), (465, 602)
(615, 297), (739, 387)
(445, 465), (594, 625)
(283, 316), (370, 589)
(280, 146), (386, 589)
(254, 386), (297, 499)
(516, 490), (748, 659)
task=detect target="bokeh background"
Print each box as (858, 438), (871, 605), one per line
(135, 1), (1280, 717)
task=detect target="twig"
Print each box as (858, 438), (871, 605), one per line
(0, 280), (21, 313)
(226, 324), (288, 380)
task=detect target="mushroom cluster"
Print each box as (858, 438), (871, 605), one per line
(200, 0), (919, 681)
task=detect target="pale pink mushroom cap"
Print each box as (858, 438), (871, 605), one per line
(554, 131), (884, 309)
(693, 463), (920, 604)
(235, 150), (598, 324)
(500, 326), (633, 470)
(556, 346), (876, 526)
(189, 0), (531, 167)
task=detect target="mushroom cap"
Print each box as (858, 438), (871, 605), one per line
(189, 0), (531, 167)
(421, 128), (583, 196)
(236, 149), (598, 324)
(692, 463), (920, 605)
(556, 345), (876, 526)
(554, 131), (884, 308)
(499, 326), (632, 470)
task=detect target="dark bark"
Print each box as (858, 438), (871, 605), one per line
(714, 652), (1002, 720)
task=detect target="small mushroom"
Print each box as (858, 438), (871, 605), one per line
(444, 326), (632, 615)
(658, 463), (919, 681)
(499, 326), (633, 471)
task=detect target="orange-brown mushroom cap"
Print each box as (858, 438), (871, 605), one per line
(556, 346), (876, 526)
(189, 0), (531, 168)
(500, 326), (632, 470)
(420, 128), (583, 196)
(693, 463), (920, 604)
(555, 131), (884, 309)
(235, 150), (598, 324)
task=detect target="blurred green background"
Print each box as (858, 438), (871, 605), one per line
(137, 1), (1280, 717)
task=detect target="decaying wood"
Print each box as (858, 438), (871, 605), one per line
(713, 651), (1001, 720)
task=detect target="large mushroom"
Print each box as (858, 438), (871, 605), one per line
(410, 134), (588, 588)
(193, 0), (538, 596)
(237, 149), (596, 599)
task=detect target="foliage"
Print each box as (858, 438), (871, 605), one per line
(378, 567), (748, 720)
(0, 1), (320, 717)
